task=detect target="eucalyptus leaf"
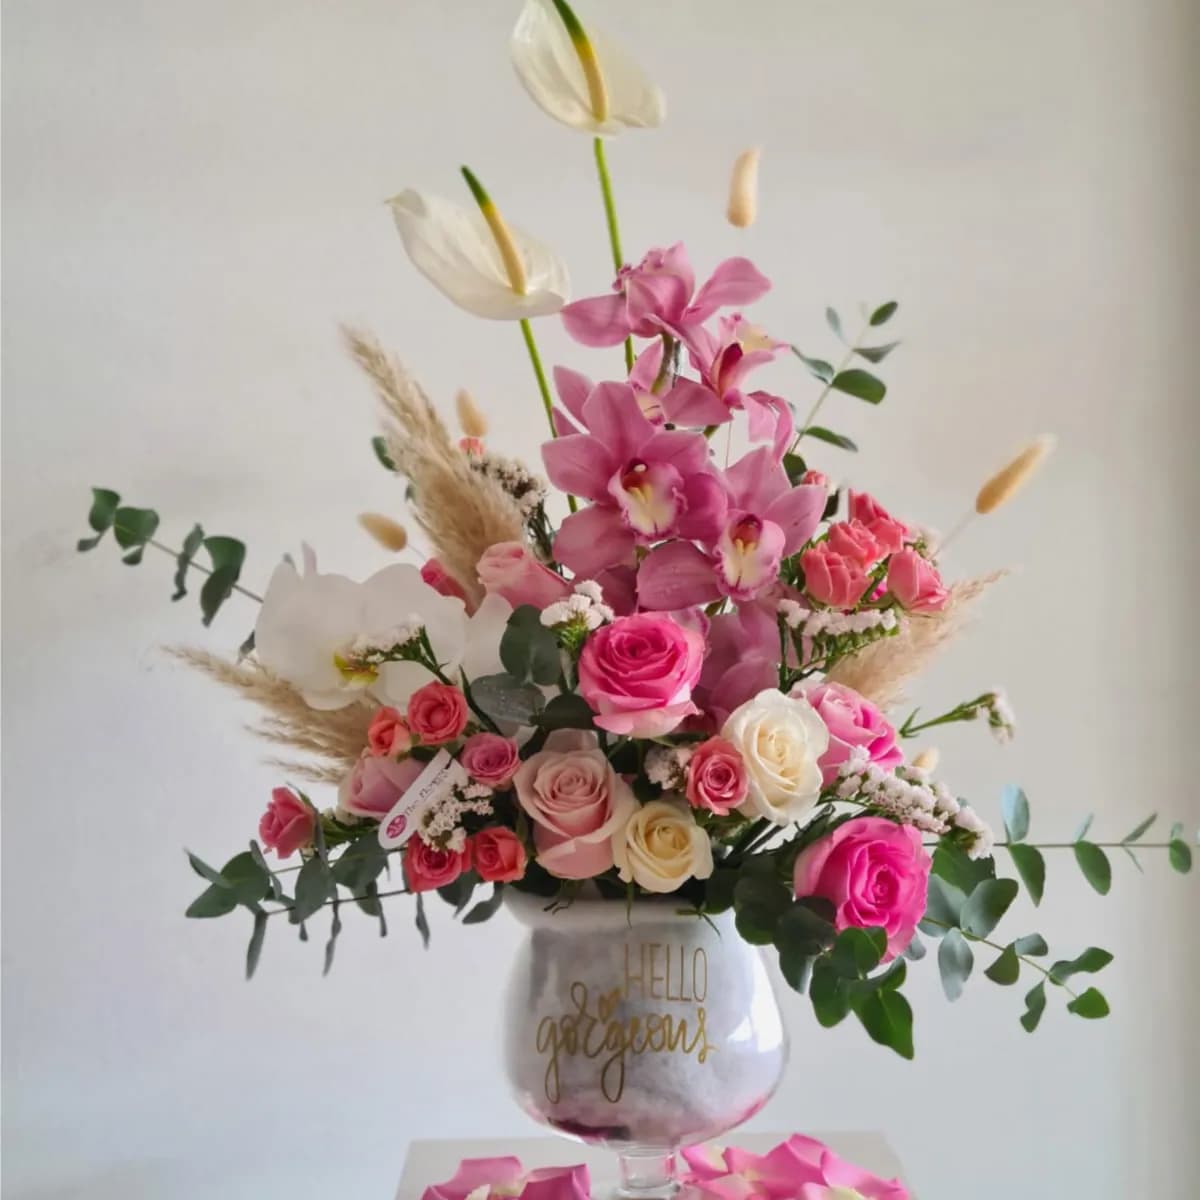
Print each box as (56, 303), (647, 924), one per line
(415, 892), (430, 949)
(830, 926), (887, 978)
(1067, 987), (1110, 1019)
(291, 857), (334, 924)
(1020, 981), (1047, 1032)
(809, 959), (851, 1027)
(960, 878), (1019, 939)
(186, 851), (229, 888)
(219, 851), (270, 907)
(463, 884), (506, 925)
(854, 990), (914, 1060)
(199, 536), (247, 627)
(921, 875), (966, 931)
(1049, 947), (1113, 983)
(500, 606), (562, 686)
(437, 870), (480, 915)
(1073, 813), (1095, 842)
(172, 523), (206, 600)
(803, 426), (858, 452)
(1169, 823), (1193, 873)
(855, 341), (901, 364)
(1008, 843), (1046, 906)
(1012, 933), (1049, 957)
(371, 436), (397, 471)
(831, 370), (886, 404)
(937, 928), (974, 1001)
(825, 306), (844, 340)
(536, 692), (596, 731)
(733, 875), (792, 945)
(984, 945), (1020, 986)
(789, 347), (834, 383)
(1121, 813), (1157, 843)
(870, 301), (899, 326)
(323, 897), (342, 976)
(186, 884), (239, 919)
(1073, 842), (1112, 895)
(245, 912), (268, 979)
(250, 840), (285, 903)
(1001, 785), (1030, 842)
(78, 487), (121, 551)
(471, 673), (546, 725)
(113, 506), (160, 565)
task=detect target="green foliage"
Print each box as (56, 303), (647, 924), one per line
(961, 879), (1019, 938)
(1121, 813), (1157, 844)
(246, 912), (268, 980)
(199, 536), (247, 627)
(536, 692), (596, 731)
(471, 673), (546, 725)
(830, 927), (887, 978)
(921, 874), (967, 931)
(323, 895), (343, 976)
(855, 341), (901, 364)
(371, 436), (398, 471)
(331, 835), (388, 892)
(938, 928), (974, 1000)
(1020, 981), (1047, 1032)
(703, 868), (739, 915)
(437, 869), (480, 915)
(733, 874), (792, 945)
(854, 989), (914, 1059)
(1073, 841), (1112, 895)
(983, 945), (1021, 986)
(804, 426), (858, 452)
(415, 893), (430, 949)
(825, 306), (844, 340)
(172, 524), (206, 600)
(809, 958), (851, 1027)
(186, 885), (239, 919)
(831, 369), (886, 404)
(113, 506), (161, 566)
(931, 842), (995, 894)
(1048, 947), (1113, 983)
(1001, 785), (1030, 842)
(463, 884), (506, 925)
(789, 348), (834, 384)
(219, 851), (270, 907)
(77, 487), (122, 551)
(1007, 844), (1046, 906)
(1067, 987), (1110, 1019)
(1012, 933), (1049, 956)
(870, 301), (899, 326)
(291, 857), (334, 924)
(1169, 822), (1194, 874)
(501, 606), (562, 685)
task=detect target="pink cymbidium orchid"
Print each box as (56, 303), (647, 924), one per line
(561, 243), (770, 348)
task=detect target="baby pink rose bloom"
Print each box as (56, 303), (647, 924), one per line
(685, 737), (749, 815)
(800, 544), (870, 608)
(460, 733), (521, 788)
(477, 542), (571, 611)
(578, 612), (705, 736)
(800, 468), (831, 490)
(793, 817), (931, 962)
(799, 681), (903, 785)
(339, 753), (424, 819)
(827, 519), (884, 567)
(258, 787), (315, 858)
(848, 490), (908, 556)
(367, 706), (413, 757)
(404, 837), (472, 893)
(887, 548), (949, 613)
(471, 827), (528, 883)
(513, 730), (637, 879)
(421, 558), (471, 608)
(407, 682), (470, 745)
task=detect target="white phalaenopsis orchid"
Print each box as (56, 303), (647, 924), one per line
(510, 0), (665, 136)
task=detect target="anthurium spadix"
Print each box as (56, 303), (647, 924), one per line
(387, 173), (570, 320)
(510, 0), (665, 135)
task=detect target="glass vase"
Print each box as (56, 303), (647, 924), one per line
(502, 889), (788, 1198)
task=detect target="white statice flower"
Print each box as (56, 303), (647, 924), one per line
(473, 452), (549, 515)
(644, 745), (691, 790)
(985, 689), (1016, 743)
(540, 581), (615, 632)
(953, 805), (996, 859)
(419, 781), (497, 851)
(778, 598), (807, 629)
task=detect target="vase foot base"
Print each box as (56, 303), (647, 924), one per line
(615, 1150), (678, 1200)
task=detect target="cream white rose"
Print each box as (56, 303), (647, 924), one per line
(613, 800), (714, 894)
(721, 689), (829, 825)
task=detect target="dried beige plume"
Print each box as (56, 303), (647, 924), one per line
(826, 573), (1005, 711)
(343, 328), (525, 605)
(358, 512), (409, 552)
(166, 647), (372, 783)
(911, 747), (940, 772)
(726, 147), (761, 229)
(975, 434), (1056, 514)
(455, 388), (488, 438)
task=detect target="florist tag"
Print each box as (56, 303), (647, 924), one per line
(377, 749), (467, 850)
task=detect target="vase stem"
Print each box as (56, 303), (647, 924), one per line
(615, 1149), (678, 1200)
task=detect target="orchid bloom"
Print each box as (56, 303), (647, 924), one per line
(637, 447), (826, 609)
(388, 173), (570, 320)
(549, 341), (667, 437)
(510, 0), (665, 136)
(542, 378), (723, 578)
(561, 242), (770, 348)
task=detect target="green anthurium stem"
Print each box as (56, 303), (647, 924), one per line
(592, 136), (634, 373)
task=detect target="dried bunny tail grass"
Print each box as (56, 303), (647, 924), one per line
(726, 146), (761, 229)
(826, 572), (1006, 711)
(344, 328), (525, 603)
(975, 434), (1056, 514)
(455, 388), (488, 438)
(358, 512), (409, 552)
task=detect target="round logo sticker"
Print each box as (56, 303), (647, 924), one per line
(385, 813), (407, 840)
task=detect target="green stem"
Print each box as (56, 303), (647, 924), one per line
(266, 883), (411, 920)
(789, 319), (869, 454)
(125, 532), (263, 604)
(592, 136), (634, 373)
(920, 916), (1079, 999)
(520, 318), (577, 513)
(899, 694), (992, 738)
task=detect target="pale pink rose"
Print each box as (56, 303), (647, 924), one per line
(799, 544), (870, 608)
(476, 542), (570, 610)
(827, 519), (883, 566)
(848, 490), (908, 556)
(685, 737), (749, 815)
(407, 682), (469, 745)
(471, 827), (528, 883)
(421, 558), (471, 608)
(799, 681), (903, 784)
(367, 706), (413, 757)
(513, 730), (637, 879)
(577, 612), (705, 736)
(404, 837), (472, 893)
(793, 817), (931, 962)
(460, 733), (521, 788)
(338, 753), (424, 819)
(258, 787), (315, 858)
(800, 468), (831, 490)
(887, 548), (949, 613)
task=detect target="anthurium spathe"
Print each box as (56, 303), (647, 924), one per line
(510, 0), (665, 136)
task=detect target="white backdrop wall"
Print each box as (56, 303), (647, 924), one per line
(3, 2), (1198, 1198)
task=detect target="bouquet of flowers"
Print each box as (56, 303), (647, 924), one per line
(78, 0), (1195, 1060)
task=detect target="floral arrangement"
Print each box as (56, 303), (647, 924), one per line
(78, 0), (1196, 1061)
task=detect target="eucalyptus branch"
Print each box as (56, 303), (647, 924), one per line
(920, 916), (1079, 999)
(789, 317), (870, 453)
(117, 530), (263, 604)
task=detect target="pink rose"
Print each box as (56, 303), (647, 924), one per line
(421, 558), (471, 608)
(404, 837), (472, 893)
(827, 519), (883, 567)
(793, 817), (931, 962)
(685, 737), (749, 815)
(476, 542), (570, 611)
(367, 706), (413, 757)
(471, 827), (528, 883)
(800, 468), (831, 491)
(800, 681), (903, 785)
(513, 730), (637, 879)
(577, 612), (705, 736)
(458, 436), (485, 459)
(407, 682), (470, 745)
(460, 733), (521, 788)
(887, 548), (949, 613)
(258, 787), (315, 858)
(338, 753), (424, 819)
(848, 490), (908, 557)
(799, 544), (870, 608)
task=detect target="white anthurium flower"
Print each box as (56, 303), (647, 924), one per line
(388, 187), (570, 321)
(510, 0), (666, 136)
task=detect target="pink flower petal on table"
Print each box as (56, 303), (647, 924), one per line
(637, 540), (723, 611)
(521, 1165), (592, 1200)
(686, 257), (772, 324)
(541, 433), (613, 501)
(553, 506), (637, 578)
(561, 293), (629, 347)
(421, 1157), (526, 1200)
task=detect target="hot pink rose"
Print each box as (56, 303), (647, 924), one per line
(793, 817), (931, 961)
(476, 542), (570, 610)
(800, 681), (903, 785)
(471, 827), (528, 883)
(258, 787), (315, 858)
(460, 733), (521, 788)
(887, 548), (949, 613)
(577, 612), (705, 736)
(338, 753), (424, 819)
(685, 737), (749, 815)
(827, 519), (884, 567)
(421, 558), (471, 608)
(848, 490), (908, 556)
(513, 730), (637, 879)
(800, 544), (870, 608)
(407, 682), (469, 745)
(404, 837), (472, 893)
(367, 706), (413, 757)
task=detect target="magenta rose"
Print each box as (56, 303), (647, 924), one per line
(460, 733), (521, 788)
(685, 737), (749, 815)
(887, 548), (949, 613)
(367, 706), (413, 757)
(578, 612), (705, 736)
(338, 753), (424, 819)
(476, 542), (570, 610)
(258, 787), (315, 858)
(407, 682), (469, 745)
(421, 557), (471, 608)
(827, 519), (884, 567)
(513, 730), (637, 878)
(800, 544), (870, 608)
(793, 817), (931, 961)
(471, 827), (528, 883)
(404, 837), (472, 893)
(800, 681), (903, 785)
(848, 490), (908, 557)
